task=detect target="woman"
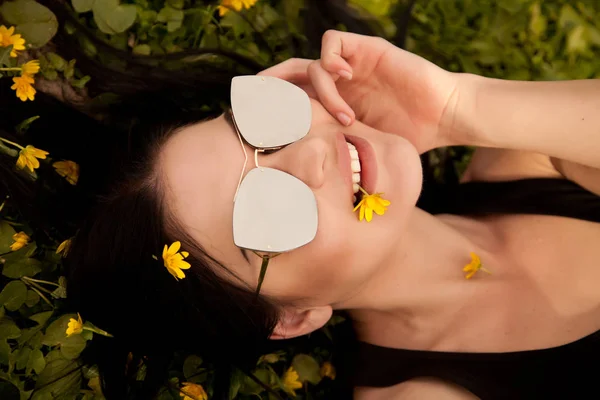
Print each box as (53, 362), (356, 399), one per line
(259, 31), (600, 399)
(61, 26), (600, 400)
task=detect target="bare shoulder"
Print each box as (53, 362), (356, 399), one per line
(354, 378), (480, 400)
(461, 147), (600, 196)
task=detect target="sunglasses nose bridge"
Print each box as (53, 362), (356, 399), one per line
(263, 136), (328, 190)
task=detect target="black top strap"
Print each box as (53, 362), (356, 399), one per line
(417, 178), (600, 223)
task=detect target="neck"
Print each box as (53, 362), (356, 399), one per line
(340, 207), (502, 349)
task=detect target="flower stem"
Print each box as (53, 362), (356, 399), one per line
(0, 137), (24, 150)
(0, 67), (21, 72)
(21, 278), (54, 295)
(357, 185), (370, 196)
(21, 276), (60, 287)
(27, 285), (54, 308)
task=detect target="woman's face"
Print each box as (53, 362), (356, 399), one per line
(160, 99), (422, 307)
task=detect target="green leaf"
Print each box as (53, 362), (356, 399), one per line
(15, 347), (31, 370)
(15, 116), (40, 134)
(238, 368), (271, 396)
(0, 281), (27, 312)
(72, 0), (95, 13)
(228, 368), (244, 400)
(0, 46), (13, 67)
(71, 75), (91, 89)
(0, 221), (16, 254)
(2, 254), (42, 279)
(183, 355), (203, 380)
(25, 290), (40, 307)
(64, 59), (76, 79)
(92, 0), (137, 34)
(133, 44), (151, 55)
(42, 315), (73, 346)
(29, 311), (53, 327)
(0, 0), (59, 47)
(34, 354), (81, 398)
(59, 335), (86, 360)
(46, 52), (67, 71)
(0, 340), (11, 365)
(292, 354), (321, 385)
(157, 6), (184, 32)
(0, 379), (19, 400)
(27, 348), (45, 375)
(0, 319), (21, 340)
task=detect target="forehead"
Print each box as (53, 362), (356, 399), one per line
(160, 115), (243, 262)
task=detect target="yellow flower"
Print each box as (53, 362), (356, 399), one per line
(282, 366), (302, 396)
(16, 145), (49, 172)
(11, 74), (36, 102)
(53, 160), (80, 185)
(180, 382), (208, 400)
(353, 187), (391, 222)
(162, 241), (191, 281)
(320, 361), (336, 380)
(66, 313), (83, 337)
(218, 0), (259, 16)
(56, 239), (72, 257)
(10, 231), (30, 251)
(21, 60), (40, 76)
(0, 26), (26, 57)
(463, 252), (491, 279)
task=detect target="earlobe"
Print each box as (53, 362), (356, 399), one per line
(270, 306), (333, 340)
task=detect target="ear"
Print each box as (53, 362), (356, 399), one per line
(270, 305), (333, 340)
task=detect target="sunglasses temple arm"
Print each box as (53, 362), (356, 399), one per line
(233, 115), (249, 203)
(255, 256), (270, 295)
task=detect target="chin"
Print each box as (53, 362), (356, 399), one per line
(382, 135), (423, 209)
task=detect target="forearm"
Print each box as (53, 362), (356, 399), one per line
(453, 74), (600, 169)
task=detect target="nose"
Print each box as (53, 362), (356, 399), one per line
(261, 135), (328, 190)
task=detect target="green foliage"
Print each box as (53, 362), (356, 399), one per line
(3, 0), (600, 399)
(0, 0), (58, 47)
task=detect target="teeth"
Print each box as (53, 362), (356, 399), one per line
(346, 142), (362, 195)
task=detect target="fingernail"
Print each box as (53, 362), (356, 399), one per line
(337, 112), (352, 126)
(338, 70), (353, 80)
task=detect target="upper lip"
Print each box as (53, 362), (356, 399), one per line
(335, 132), (378, 201)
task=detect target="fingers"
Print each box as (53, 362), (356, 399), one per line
(307, 60), (355, 126)
(320, 30), (355, 78)
(258, 58), (318, 98)
(258, 58), (311, 82)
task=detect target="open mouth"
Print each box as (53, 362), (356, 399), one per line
(345, 141), (363, 207)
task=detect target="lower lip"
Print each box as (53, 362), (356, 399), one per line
(344, 134), (378, 195)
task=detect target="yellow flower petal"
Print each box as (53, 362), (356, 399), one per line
(15, 145), (48, 172)
(162, 241), (191, 281)
(56, 239), (72, 257)
(21, 60), (40, 76)
(0, 26), (26, 57)
(320, 362), (336, 380)
(354, 190), (391, 222)
(11, 75), (36, 102)
(181, 382), (208, 400)
(168, 241), (181, 255)
(53, 160), (79, 185)
(282, 366), (303, 396)
(66, 313), (83, 337)
(10, 231), (30, 251)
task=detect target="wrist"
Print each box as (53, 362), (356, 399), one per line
(442, 72), (490, 148)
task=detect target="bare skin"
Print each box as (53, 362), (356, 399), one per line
(259, 31), (600, 399)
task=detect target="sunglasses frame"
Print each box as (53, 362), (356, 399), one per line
(229, 76), (317, 294)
